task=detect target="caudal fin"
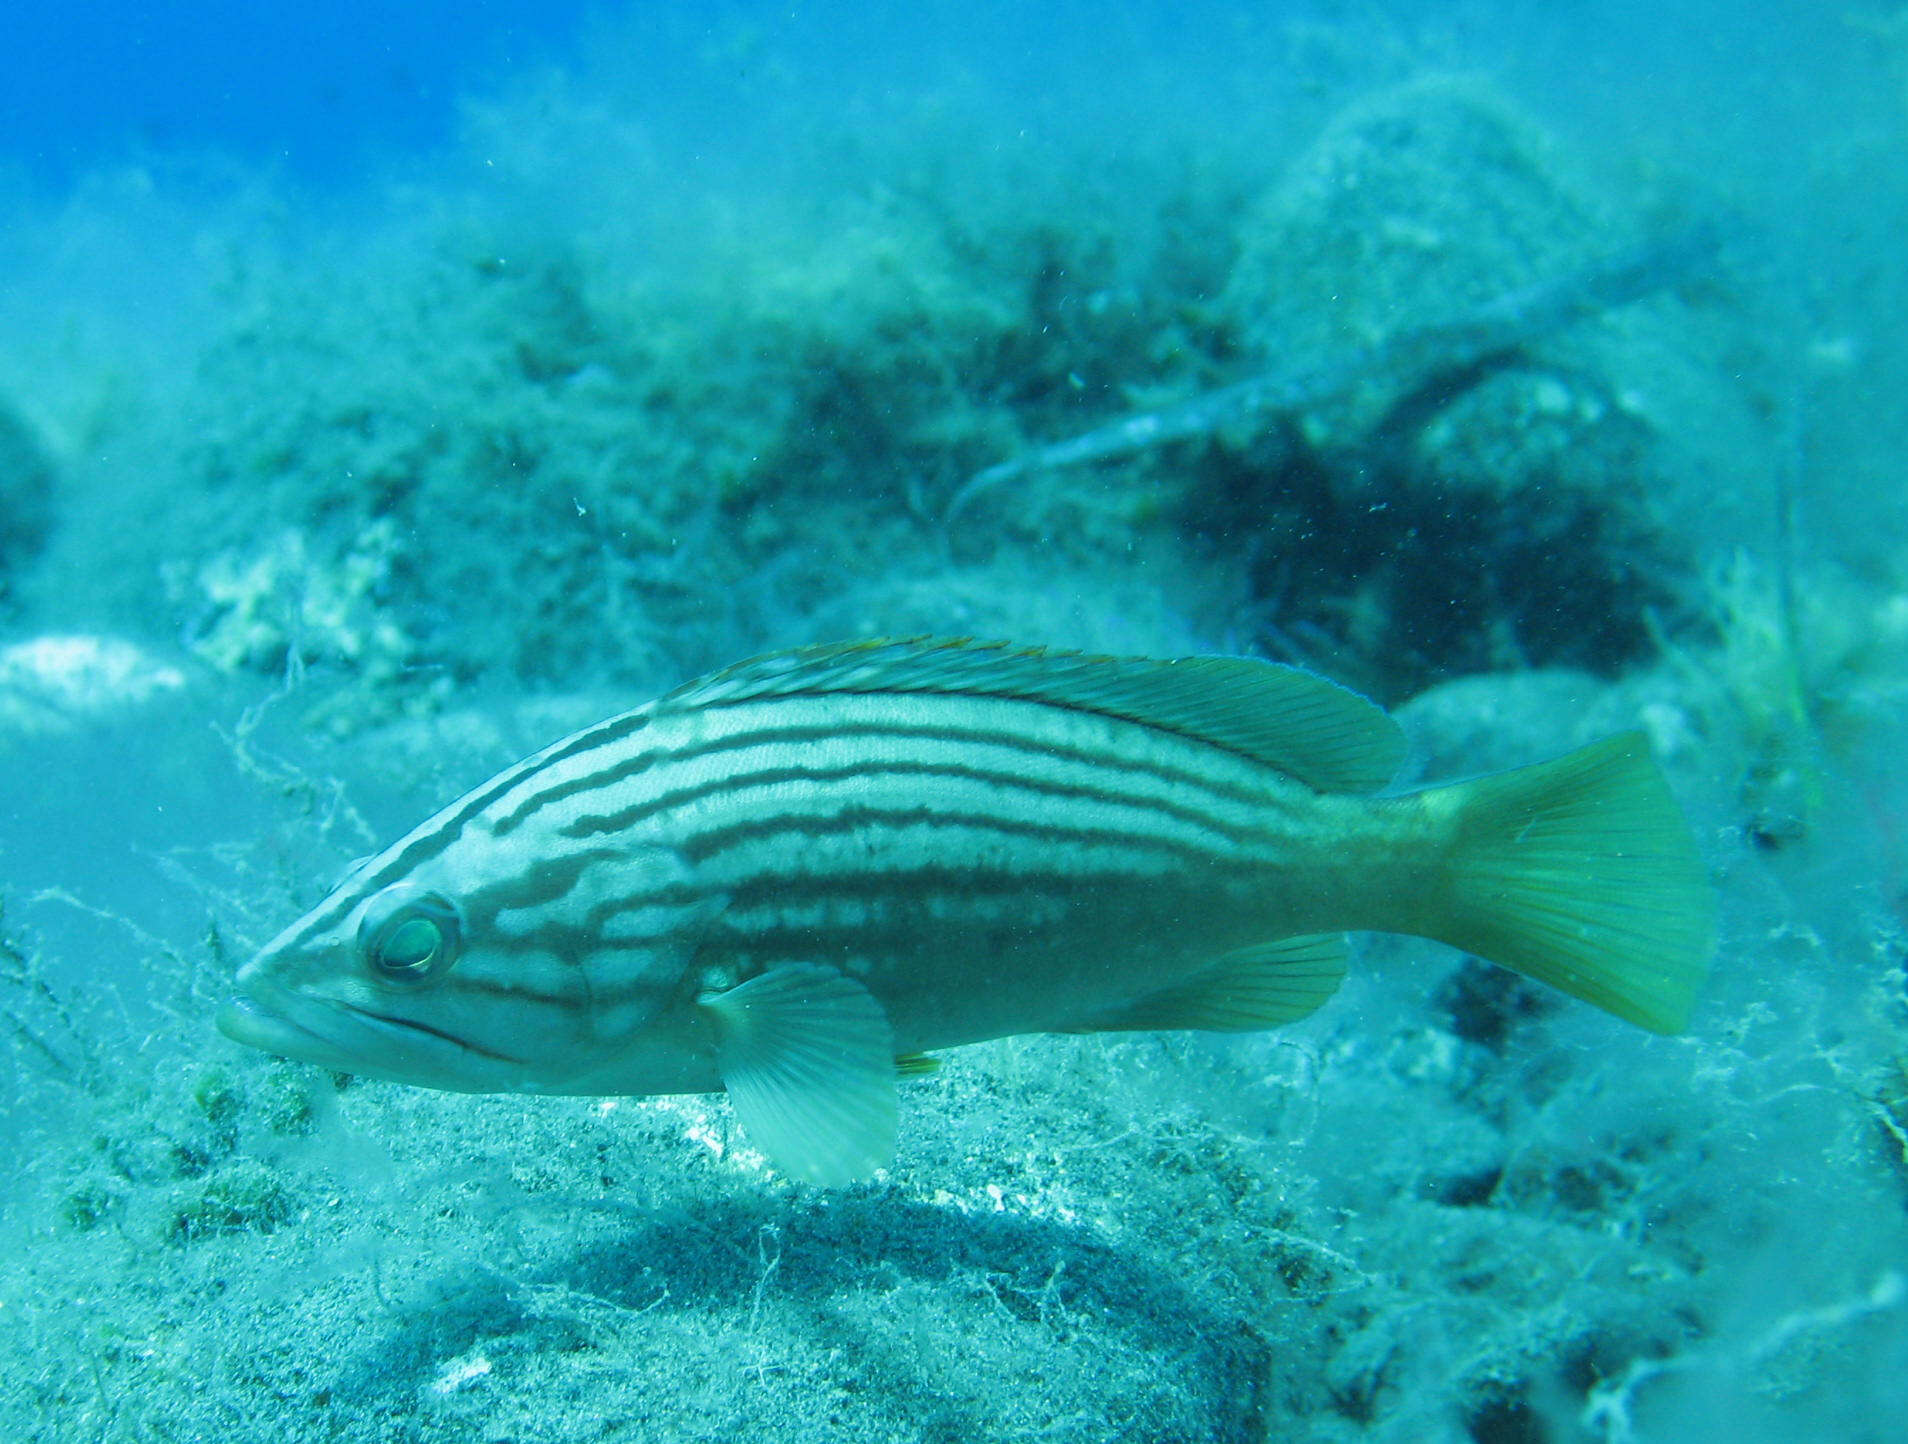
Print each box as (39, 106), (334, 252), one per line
(1425, 732), (1715, 1033)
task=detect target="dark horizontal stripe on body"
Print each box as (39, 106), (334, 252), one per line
(488, 704), (1288, 839)
(460, 843), (654, 922)
(557, 755), (1264, 852)
(677, 799), (1235, 873)
(517, 851), (1244, 958)
(278, 709), (661, 949)
(285, 674), (1302, 954)
(703, 896), (1219, 963)
(476, 842), (1195, 960)
(715, 858), (1223, 911)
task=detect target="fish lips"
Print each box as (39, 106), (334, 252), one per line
(217, 967), (518, 1090)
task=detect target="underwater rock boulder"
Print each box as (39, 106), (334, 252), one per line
(1208, 78), (1761, 693)
(1223, 76), (1618, 447)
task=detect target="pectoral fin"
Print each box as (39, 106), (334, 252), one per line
(1075, 934), (1349, 1033)
(699, 963), (897, 1185)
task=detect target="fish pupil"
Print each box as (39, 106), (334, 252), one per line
(359, 886), (463, 983)
(379, 917), (442, 974)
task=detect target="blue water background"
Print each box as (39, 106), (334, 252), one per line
(2, 2), (1865, 193)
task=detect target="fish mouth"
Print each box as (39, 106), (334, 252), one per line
(217, 970), (521, 1085)
(216, 991), (331, 1056)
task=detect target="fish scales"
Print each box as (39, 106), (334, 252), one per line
(459, 688), (1291, 903)
(447, 690), (1322, 1055)
(502, 690), (1284, 836)
(516, 695), (1317, 984)
(219, 637), (1717, 1185)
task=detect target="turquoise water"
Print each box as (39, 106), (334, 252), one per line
(1, 3), (1903, 1439)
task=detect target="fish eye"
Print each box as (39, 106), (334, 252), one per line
(358, 886), (462, 985)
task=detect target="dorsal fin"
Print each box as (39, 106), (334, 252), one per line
(659, 637), (1404, 793)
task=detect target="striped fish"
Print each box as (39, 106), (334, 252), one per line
(218, 638), (1715, 1184)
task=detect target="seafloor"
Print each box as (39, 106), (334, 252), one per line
(1, 16), (1905, 1444)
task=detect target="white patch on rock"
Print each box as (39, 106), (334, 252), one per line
(0, 634), (188, 733)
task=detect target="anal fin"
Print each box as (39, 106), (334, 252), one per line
(1076, 934), (1349, 1034)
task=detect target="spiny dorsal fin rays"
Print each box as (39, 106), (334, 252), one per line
(660, 637), (1405, 794)
(699, 963), (898, 1185)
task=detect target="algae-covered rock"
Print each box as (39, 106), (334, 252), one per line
(1198, 78), (1774, 692)
(0, 398), (56, 603)
(1224, 77), (1618, 446)
(1219, 76), (1772, 520)
(143, 161), (1202, 715)
(157, 214), (1033, 704)
(179, 521), (416, 710)
(162, 1156), (295, 1243)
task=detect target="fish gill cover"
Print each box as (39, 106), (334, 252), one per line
(0, 3), (1905, 1441)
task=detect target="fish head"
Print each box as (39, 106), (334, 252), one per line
(218, 832), (718, 1096)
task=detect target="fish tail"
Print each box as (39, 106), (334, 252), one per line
(1423, 732), (1716, 1033)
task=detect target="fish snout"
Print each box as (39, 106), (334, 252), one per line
(215, 959), (284, 1047)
